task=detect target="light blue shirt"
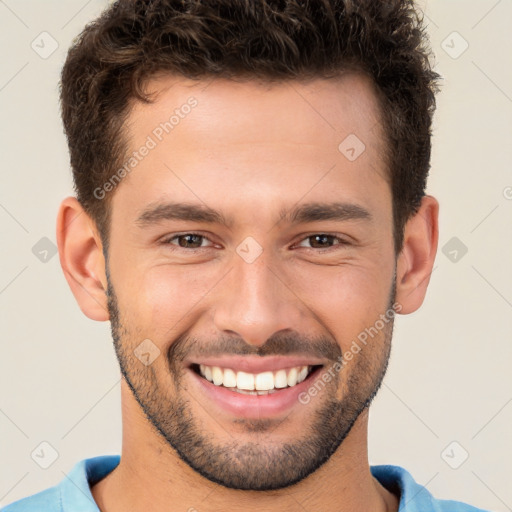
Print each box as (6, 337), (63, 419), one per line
(1, 455), (490, 511)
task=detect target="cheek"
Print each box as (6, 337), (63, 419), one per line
(284, 260), (394, 348)
(133, 265), (222, 336)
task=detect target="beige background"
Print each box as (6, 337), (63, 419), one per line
(1, 1), (511, 510)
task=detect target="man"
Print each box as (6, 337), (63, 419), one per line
(2, 0), (489, 511)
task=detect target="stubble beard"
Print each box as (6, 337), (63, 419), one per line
(106, 274), (395, 491)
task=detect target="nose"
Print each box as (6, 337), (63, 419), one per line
(212, 249), (304, 347)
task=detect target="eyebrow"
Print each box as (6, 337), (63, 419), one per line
(280, 202), (372, 225)
(135, 202), (231, 227)
(135, 201), (372, 228)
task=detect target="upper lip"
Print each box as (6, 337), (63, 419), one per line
(187, 355), (326, 373)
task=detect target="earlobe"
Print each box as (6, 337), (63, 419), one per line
(56, 197), (110, 321)
(395, 195), (439, 314)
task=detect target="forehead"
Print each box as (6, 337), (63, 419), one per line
(129, 73), (384, 150)
(113, 73), (389, 223)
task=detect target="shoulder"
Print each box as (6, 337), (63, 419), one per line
(1, 455), (120, 512)
(371, 464), (491, 512)
(434, 499), (491, 512)
(1, 486), (61, 512)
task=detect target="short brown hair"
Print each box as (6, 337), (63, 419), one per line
(60, 0), (439, 253)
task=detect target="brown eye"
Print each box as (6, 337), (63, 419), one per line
(178, 234), (203, 248)
(306, 234), (339, 249)
(168, 234), (207, 248)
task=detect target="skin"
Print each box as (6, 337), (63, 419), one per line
(57, 73), (438, 512)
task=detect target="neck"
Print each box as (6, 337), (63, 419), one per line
(92, 381), (399, 512)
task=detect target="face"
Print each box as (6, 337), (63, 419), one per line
(105, 74), (397, 490)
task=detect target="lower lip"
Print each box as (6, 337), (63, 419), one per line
(187, 367), (323, 419)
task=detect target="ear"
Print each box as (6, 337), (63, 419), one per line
(395, 195), (439, 314)
(56, 197), (109, 321)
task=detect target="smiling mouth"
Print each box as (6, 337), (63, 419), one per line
(190, 363), (323, 395)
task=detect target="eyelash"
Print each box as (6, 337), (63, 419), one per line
(161, 232), (350, 251)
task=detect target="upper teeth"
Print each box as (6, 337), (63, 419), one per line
(198, 364), (312, 391)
